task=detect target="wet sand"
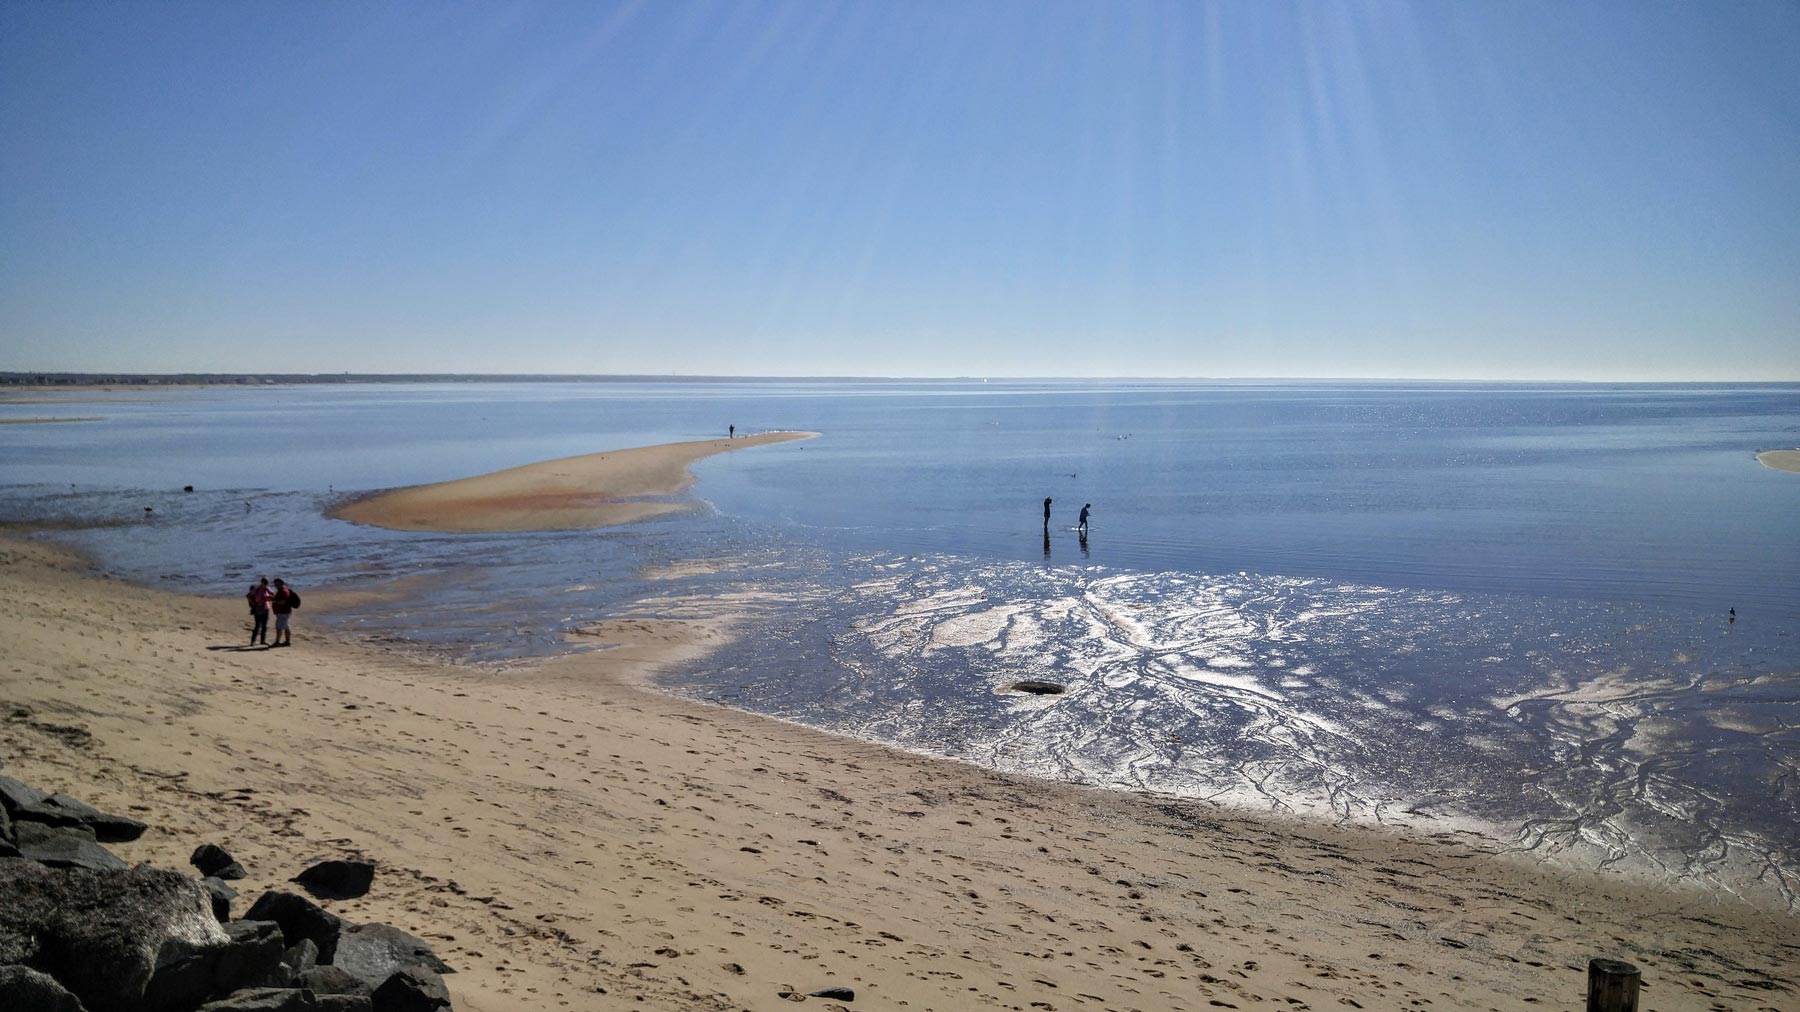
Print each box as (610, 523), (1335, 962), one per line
(1, 534), (1795, 1011)
(330, 431), (818, 532)
(1757, 449), (1800, 473)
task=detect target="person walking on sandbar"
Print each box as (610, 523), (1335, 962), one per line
(729, 424), (735, 439)
(1078, 503), (1091, 533)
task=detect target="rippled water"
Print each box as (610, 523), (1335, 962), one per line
(3, 380), (1797, 907)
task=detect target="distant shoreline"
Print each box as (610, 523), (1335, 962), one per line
(330, 430), (818, 533)
(1757, 449), (1800, 473)
(7, 373), (1800, 391)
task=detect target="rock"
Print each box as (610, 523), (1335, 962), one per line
(0, 780), (140, 840)
(292, 859), (375, 900)
(194, 986), (321, 1010)
(369, 967), (450, 1012)
(297, 965), (373, 996)
(12, 821), (128, 871)
(332, 923), (453, 992)
(0, 964), (89, 1012)
(317, 996), (375, 1012)
(192, 843), (248, 880)
(809, 986), (856, 1000)
(0, 861), (226, 1012)
(1007, 680), (1065, 695)
(42, 793), (148, 843)
(143, 918), (287, 1011)
(244, 891), (344, 964)
(0, 775), (52, 814)
(0, 793), (13, 843)
(283, 937), (321, 980)
(205, 876), (240, 921)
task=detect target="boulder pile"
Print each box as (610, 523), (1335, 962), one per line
(0, 771), (454, 1012)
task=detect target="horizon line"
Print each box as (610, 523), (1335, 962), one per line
(4, 370), (1800, 386)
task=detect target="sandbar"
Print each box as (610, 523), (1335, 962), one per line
(1757, 449), (1800, 473)
(1, 536), (1794, 1011)
(330, 431), (817, 532)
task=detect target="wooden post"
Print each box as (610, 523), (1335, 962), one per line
(1587, 958), (1640, 1012)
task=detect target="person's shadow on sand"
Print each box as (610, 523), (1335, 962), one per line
(206, 644), (272, 652)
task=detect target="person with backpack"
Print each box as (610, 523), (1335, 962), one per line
(270, 578), (300, 647)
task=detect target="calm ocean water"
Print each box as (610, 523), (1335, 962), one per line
(3, 380), (1797, 907)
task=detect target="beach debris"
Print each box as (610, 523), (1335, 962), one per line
(292, 859), (375, 900)
(809, 986), (856, 1000)
(1007, 680), (1066, 695)
(0, 965), (86, 1012)
(192, 843), (248, 880)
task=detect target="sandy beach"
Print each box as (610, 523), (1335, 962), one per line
(1757, 449), (1800, 473)
(330, 431), (818, 533)
(1, 535), (1795, 1012)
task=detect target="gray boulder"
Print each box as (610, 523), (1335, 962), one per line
(244, 891), (344, 964)
(0, 861), (226, 1012)
(144, 918), (289, 1010)
(282, 937), (321, 981)
(0, 964), (88, 1012)
(292, 859), (375, 900)
(370, 968), (450, 1012)
(0, 775), (53, 816)
(205, 876), (240, 921)
(194, 987), (321, 1011)
(332, 923), (453, 992)
(0, 778), (144, 841)
(317, 996), (375, 1012)
(12, 821), (128, 871)
(43, 793), (148, 843)
(192, 843), (248, 880)
(297, 965), (373, 996)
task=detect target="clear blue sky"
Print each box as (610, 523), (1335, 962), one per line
(3, 1), (1797, 379)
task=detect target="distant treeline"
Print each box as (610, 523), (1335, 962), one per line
(0, 372), (895, 387)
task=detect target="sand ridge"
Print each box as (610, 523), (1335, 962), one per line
(1756, 449), (1800, 473)
(330, 430), (818, 533)
(0, 537), (1795, 1012)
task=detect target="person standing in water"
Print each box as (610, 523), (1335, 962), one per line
(1078, 503), (1091, 533)
(1043, 497), (1052, 529)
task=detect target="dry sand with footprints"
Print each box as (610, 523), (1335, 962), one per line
(1, 535), (1795, 1012)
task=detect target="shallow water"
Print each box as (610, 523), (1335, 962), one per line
(3, 380), (1797, 907)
